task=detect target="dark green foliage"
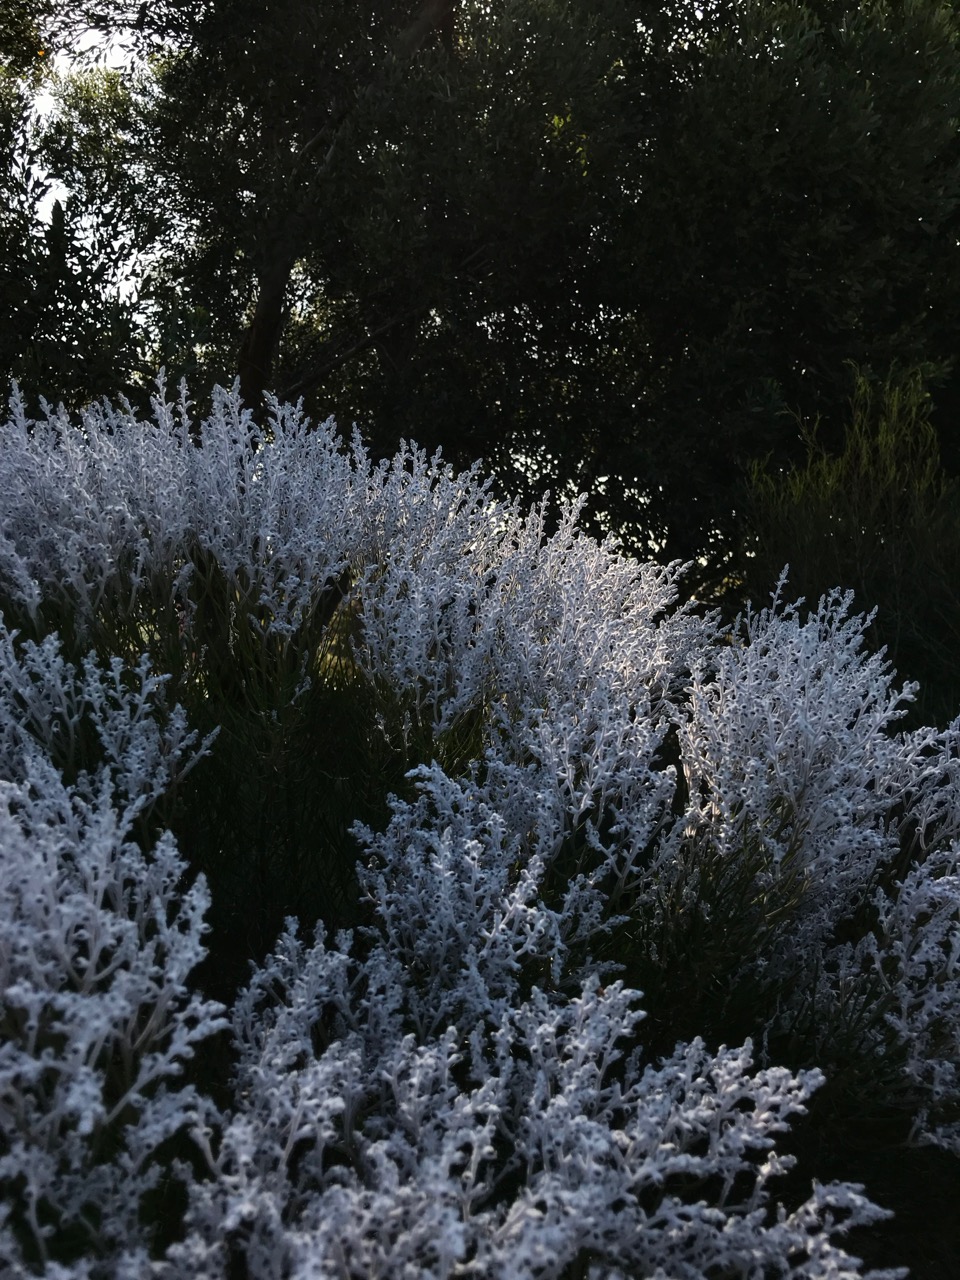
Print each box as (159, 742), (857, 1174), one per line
(746, 366), (960, 726)
(0, 61), (148, 414)
(601, 0), (960, 585)
(8, 1), (960, 593)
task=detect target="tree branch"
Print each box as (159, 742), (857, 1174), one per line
(278, 305), (428, 404)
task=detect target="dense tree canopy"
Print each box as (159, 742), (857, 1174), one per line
(6, 0), (960, 595)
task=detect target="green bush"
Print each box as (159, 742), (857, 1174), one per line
(745, 367), (960, 727)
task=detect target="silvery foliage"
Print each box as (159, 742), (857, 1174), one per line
(0, 379), (363, 653)
(1, 380), (958, 1273)
(173, 937), (896, 1279)
(678, 584), (960, 1150)
(0, 627), (226, 1275)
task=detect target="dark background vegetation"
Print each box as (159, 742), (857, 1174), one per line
(4, 2), (960, 1274)
(4, 0), (960, 611)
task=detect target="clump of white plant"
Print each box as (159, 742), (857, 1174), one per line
(3, 378), (958, 1276)
(0, 630), (225, 1274)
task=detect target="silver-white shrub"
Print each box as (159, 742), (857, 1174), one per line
(171, 923), (902, 1279)
(3, 381), (959, 1275)
(0, 628), (225, 1275)
(0, 380), (365, 670)
(670, 581), (960, 1144)
(679, 583), (929, 956)
(869, 841), (960, 1153)
(0, 626), (214, 824)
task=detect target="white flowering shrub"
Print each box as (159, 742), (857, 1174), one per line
(1, 378), (958, 1274)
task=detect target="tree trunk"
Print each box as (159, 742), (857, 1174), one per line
(238, 248), (295, 418)
(237, 0), (458, 416)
